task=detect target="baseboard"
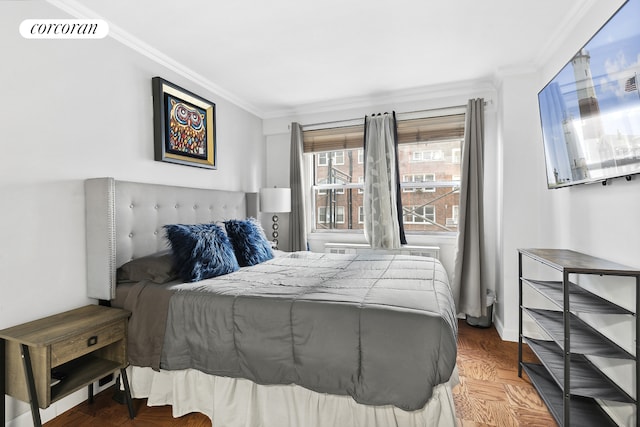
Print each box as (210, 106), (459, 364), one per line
(4, 396), (70, 427)
(493, 313), (518, 342)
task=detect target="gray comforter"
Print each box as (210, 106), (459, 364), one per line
(149, 251), (457, 411)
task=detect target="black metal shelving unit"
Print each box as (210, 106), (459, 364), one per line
(518, 248), (640, 427)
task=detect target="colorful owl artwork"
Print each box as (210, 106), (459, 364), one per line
(167, 97), (207, 157)
(153, 77), (216, 169)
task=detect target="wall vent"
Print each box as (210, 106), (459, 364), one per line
(324, 243), (440, 259)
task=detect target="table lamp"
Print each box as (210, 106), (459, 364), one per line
(259, 187), (291, 249)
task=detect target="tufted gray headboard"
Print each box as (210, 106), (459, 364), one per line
(85, 177), (258, 301)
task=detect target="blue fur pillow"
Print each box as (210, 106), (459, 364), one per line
(164, 223), (239, 282)
(224, 218), (274, 266)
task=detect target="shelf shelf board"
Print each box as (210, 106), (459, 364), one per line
(523, 307), (634, 360)
(50, 354), (123, 403)
(524, 337), (634, 403)
(522, 278), (633, 315)
(518, 249), (640, 276)
(521, 363), (618, 427)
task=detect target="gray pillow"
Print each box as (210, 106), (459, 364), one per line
(116, 250), (177, 284)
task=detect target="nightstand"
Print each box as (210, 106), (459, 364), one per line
(0, 305), (135, 427)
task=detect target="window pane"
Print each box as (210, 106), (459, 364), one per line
(313, 148), (364, 230)
(398, 139), (461, 232)
(314, 189), (363, 230)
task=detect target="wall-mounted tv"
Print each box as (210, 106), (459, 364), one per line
(538, 0), (640, 189)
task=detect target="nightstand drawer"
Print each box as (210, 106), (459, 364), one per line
(51, 320), (126, 367)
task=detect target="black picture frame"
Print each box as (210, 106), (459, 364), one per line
(152, 77), (216, 169)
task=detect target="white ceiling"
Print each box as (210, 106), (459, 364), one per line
(49, 0), (594, 118)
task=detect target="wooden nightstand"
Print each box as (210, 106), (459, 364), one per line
(0, 305), (134, 427)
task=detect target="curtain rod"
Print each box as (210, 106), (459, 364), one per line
(300, 103), (476, 130)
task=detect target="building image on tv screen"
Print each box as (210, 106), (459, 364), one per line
(538, 0), (640, 188)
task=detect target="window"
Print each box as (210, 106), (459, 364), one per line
(452, 148), (461, 164)
(304, 112), (464, 233)
(403, 205), (435, 223)
(318, 206), (328, 223)
(402, 173), (436, 192)
(317, 152), (329, 166)
(447, 205), (459, 226)
(318, 206), (345, 225)
(317, 151), (344, 166)
(411, 150), (444, 162)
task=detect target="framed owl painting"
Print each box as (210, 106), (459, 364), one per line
(152, 77), (216, 169)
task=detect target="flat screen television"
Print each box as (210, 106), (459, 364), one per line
(538, 0), (640, 189)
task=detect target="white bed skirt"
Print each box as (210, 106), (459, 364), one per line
(126, 366), (459, 427)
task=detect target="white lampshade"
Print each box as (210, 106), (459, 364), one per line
(260, 187), (291, 213)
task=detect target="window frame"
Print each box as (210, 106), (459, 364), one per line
(304, 111), (464, 234)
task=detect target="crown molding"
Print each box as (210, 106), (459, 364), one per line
(45, 0), (265, 118)
(493, 64), (540, 88)
(263, 79), (497, 120)
(532, 0), (598, 68)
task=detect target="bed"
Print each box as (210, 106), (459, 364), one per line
(84, 177), (459, 427)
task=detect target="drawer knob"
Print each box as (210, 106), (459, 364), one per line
(87, 336), (98, 347)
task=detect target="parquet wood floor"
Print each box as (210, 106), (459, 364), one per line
(454, 321), (555, 427)
(43, 320), (554, 427)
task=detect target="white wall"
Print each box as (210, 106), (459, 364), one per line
(262, 132), (292, 249)
(493, 70), (549, 340)
(1, 3), (264, 425)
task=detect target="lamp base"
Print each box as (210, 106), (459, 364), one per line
(271, 214), (279, 249)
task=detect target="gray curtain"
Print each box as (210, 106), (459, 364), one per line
(452, 98), (486, 317)
(363, 114), (403, 249)
(289, 122), (308, 251)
